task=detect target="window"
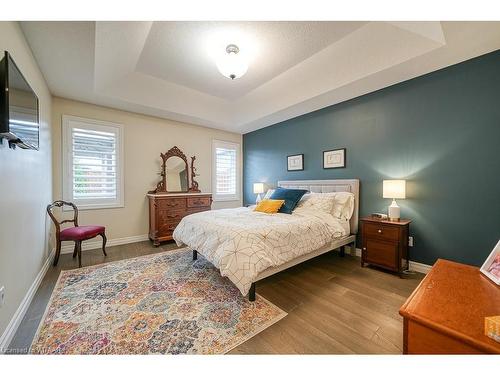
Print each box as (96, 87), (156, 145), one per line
(62, 115), (124, 210)
(212, 140), (240, 201)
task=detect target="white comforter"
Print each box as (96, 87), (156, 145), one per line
(173, 207), (348, 295)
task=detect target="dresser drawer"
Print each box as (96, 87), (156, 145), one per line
(187, 207), (210, 215)
(363, 239), (399, 270)
(187, 196), (211, 208)
(157, 198), (186, 210)
(363, 222), (400, 242)
(158, 209), (186, 224)
(158, 222), (177, 238)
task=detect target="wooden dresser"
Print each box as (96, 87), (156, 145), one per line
(399, 259), (500, 354)
(360, 217), (411, 276)
(147, 193), (212, 246)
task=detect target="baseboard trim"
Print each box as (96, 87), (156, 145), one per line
(408, 260), (432, 274)
(344, 246), (431, 274)
(0, 249), (55, 352)
(60, 234), (149, 254)
(345, 246), (362, 257)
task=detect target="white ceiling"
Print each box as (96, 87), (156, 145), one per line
(19, 21), (500, 134)
(136, 22), (367, 99)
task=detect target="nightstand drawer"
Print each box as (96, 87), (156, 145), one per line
(363, 222), (400, 242)
(363, 239), (399, 270)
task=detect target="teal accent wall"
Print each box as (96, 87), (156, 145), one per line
(243, 50), (500, 266)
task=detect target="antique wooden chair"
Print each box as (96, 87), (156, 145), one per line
(47, 200), (107, 267)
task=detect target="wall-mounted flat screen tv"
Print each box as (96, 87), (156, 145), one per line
(0, 51), (39, 150)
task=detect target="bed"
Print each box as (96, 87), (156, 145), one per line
(173, 179), (359, 301)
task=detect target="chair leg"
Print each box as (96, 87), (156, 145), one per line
(76, 240), (82, 268)
(100, 232), (107, 256)
(53, 239), (61, 266)
(72, 242), (78, 258)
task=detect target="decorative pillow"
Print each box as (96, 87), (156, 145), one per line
(254, 199), (285, 214)
(269, 187), (308, 214)
(295, 193), (336, 214)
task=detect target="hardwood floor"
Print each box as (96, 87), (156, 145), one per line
(9, 241), (424, 354)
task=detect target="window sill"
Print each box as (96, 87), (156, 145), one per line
(63, 203), (124, 211)
(212, 196), (240, 202)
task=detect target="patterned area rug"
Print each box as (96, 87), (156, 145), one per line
(30, 248), (286, 354)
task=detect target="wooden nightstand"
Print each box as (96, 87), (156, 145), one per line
(360, 217), (412, 276)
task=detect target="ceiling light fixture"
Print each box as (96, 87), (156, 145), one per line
(216, 44), (248, 80)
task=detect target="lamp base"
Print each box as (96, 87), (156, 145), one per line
(256, 194), (262, 204)
(388, 199), (400, 221)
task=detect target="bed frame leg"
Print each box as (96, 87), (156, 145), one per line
(193, 250), (198, 260)
(249, 283), (256, 302)
(340, 246), (346, 257)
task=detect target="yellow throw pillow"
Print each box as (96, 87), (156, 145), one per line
(254, 199), (285, 214)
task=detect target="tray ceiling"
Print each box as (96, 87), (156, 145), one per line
(20, 21), (500, 133)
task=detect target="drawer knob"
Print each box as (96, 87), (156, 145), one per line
(363, 247), (366, 250)
(377, 229), (382, 233)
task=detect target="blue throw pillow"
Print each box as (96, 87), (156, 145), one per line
(269, 187), (308, 214)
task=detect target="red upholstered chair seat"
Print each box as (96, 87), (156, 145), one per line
(60, 225), (105, 241)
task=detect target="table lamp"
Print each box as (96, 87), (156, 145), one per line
(253, 183), (265, 204)
(383, 180), (406, 221)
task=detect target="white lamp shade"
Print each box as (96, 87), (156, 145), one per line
(383, 180), (406, 199)
(253, 183), (265, 194)
(216, 51), (248, 80)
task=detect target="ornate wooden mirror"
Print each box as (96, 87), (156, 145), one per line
(149, 146), (201, 194)
(165, 155), (188, 192)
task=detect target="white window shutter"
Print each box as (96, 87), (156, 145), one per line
(62, 115), (124, 210)
(212, 140), (240, 201)
(72, 127), (117, 200)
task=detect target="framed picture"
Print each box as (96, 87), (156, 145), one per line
(287, 154), (304, 171)
(323, 148), (346, 169)
(480, 239), (500, 285)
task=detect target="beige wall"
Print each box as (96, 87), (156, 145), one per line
(0, 22), (53, 343)
(52, 97), (242, 241)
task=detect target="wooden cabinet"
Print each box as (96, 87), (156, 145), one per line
(400, 259), (500, 354)
(148, 193), (212, 246)
(360, 217), (411, 276)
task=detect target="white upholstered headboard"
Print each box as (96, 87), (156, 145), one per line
(278, 179), (360, 234)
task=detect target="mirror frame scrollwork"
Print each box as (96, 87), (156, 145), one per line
(148, 146), (201, 194)
(190, 156), (201, 193)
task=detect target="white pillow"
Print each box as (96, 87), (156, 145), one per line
(263, 189), (275, 200)
(296, 191), (354, 220)
(295, 192), (336, 214)
(331, 192), (355, 220)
